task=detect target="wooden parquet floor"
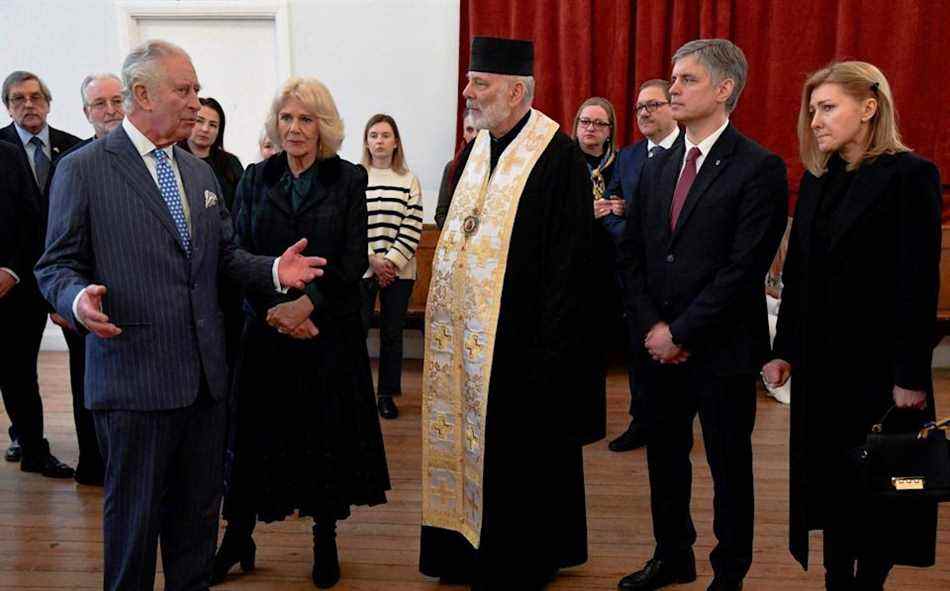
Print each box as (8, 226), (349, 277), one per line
(1, 353), (948, 590)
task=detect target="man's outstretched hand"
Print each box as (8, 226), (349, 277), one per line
(277, 239), (327, 290)
(77, 285), (122, 338)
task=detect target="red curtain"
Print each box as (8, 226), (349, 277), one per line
(458, 0), (950, 213)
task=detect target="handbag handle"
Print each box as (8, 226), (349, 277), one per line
(870, 405), (897, 434)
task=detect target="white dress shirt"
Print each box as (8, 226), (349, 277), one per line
(647, 126), (680, 156)
(679, 118), (730, 177)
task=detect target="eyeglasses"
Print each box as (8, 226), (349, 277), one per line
(578, 117), (611, 130)
(635, 100), (669, 115)
(88, 97), (124, 111)
(9, 93), (47, 107)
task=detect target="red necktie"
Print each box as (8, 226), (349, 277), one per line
(670, 146), (701, 230)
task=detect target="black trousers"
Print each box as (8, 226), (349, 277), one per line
(0, 290), (47, 456)
(624, 314), (652, 426)
(360, 278), (414, 397)
(93, 387), (226, 591)
(62, 327), (103, 476)
(642, 363), (757, 583)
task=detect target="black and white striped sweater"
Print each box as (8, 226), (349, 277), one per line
(364, 166), (423, 279)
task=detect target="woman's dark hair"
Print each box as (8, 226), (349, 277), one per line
(179, 96), (241, 186)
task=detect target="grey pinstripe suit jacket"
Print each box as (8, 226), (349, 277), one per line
(35, 125), (274, 411)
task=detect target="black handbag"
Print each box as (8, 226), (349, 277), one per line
(851, 407), (950, 501)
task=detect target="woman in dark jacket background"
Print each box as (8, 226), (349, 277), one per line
(763, 61), (942, 591)
(572, 96), (619, 408)
(179, 96), (245, 210)
(211, 77), (390, 589)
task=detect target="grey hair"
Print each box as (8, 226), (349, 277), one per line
(511, 75), (535, 106)
(121, 39), (190, 112)
(80, 73), (122, 106)
(2, 70), (52, 106)
(672, 39), (748, 113)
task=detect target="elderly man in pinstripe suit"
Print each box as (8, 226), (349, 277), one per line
(35, 40), (325, 591)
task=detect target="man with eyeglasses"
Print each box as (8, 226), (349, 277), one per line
(0, 70), (80, 478)
(605, 79), (681, 454)
(72, 73), (126, 151)
(45, 73), (126, 486)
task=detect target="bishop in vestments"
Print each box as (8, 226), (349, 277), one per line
(419, 36), (606, 590)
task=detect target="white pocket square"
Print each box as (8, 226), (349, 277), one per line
(204, 190), (218, 208)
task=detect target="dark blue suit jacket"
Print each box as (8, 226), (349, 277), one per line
(602, 139), (648, 242)
(35, 125), (275, 411)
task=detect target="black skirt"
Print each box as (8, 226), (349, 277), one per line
(224, 314), (390, 522)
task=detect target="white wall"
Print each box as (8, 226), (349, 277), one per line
(0, 0), (461, 221)
(0, 0), (459, 353)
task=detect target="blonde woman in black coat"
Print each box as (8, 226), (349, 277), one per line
(763, 61), (942, 591)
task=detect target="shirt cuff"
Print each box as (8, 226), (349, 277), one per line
(72, 287), (89, 329)
(0, 267), (20, 284)
(272, 258), (288, 294)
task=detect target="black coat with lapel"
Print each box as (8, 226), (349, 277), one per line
(619, 123), (788, 374)
(0, 122), (81, 295)
(0, 122), (81, 200)
(233, 152), (369, 327)
(774, 152), (942, 569)
(0, 140), (39, 289)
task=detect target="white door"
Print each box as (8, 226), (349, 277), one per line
(132, 17), (280, 167)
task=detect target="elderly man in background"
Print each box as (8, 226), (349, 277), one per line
(35, 40), (326, 591)
(419, 36), (603, 590)
(0, 70), (79, 478)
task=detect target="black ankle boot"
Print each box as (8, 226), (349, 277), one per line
(312, 520), (341, 588)
(211, 528), (256, 585)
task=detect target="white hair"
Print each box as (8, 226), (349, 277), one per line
(121, 39), (190, 112)
(80, 73), (122, 106)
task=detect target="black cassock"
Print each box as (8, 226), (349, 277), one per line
(419, 113), (607, 589)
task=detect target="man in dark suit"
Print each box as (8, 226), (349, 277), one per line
(0, 70), (80, 477)
(48, 72), (126, 486)
(604, 79), (680, 453)
(616, 39), (787, 591)
(35, 40), (326, 591)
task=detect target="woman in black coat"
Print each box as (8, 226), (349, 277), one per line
(763, 61), (942, 590)
(572, 96), (619, 403)
(211, 77), (390, 589)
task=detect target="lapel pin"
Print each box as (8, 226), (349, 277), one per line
(715, 159), (720, 166)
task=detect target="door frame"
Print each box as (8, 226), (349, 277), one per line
(115, 0), (292, 82)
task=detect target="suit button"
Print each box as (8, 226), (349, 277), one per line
(192, 282), (198, 290)
(663, 300), (672, 308)
(666, 253), (675, 263)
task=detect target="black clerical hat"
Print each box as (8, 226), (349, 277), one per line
(469, 36), (534, 76)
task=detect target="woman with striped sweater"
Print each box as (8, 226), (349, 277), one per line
(360, 113), (423, 419)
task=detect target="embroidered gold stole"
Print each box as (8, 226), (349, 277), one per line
(421, 109), (559, 548)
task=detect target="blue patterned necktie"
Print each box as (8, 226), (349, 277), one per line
(649, 145), (665, 158)
(152, 148), (192, 256)
(29, 136), (50, 188)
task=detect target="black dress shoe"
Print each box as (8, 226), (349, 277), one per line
(618, 554), (697, 591)
(609, 422), (649, 452)
(211, 534), (256, 585)
(377, 396), (399, 420)
(21, 453), (75, 479)
(5, 439), (21, 462)
(706, 578), (743, 591)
